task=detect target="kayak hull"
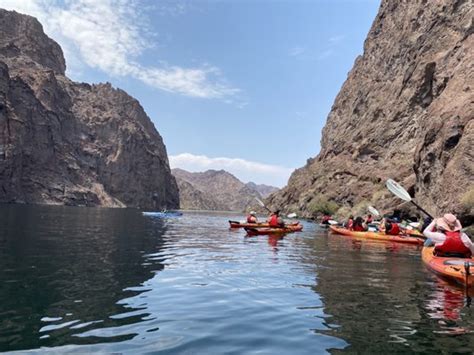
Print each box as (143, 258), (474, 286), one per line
(422, 246), (474, 288)
(329, 226), (424, 245)
(229, 220), (271, 228)
(244, 224), (303, 236)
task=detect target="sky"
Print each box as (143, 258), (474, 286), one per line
(0, 0), (381, 187)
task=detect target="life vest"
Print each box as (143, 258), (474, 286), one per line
(247, 215), (256, 223)
(434, 231), (472, 258)
(353, 224), (366, 232)
(386, 223), (400, 235)
(366, 216), (373, 223)
(269, 214), (280, 227)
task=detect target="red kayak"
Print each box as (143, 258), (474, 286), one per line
(229, 220), (300, 229)
(329, 226), (424, 245)
(244, 224), (303, 236)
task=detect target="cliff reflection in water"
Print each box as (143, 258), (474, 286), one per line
(307, 231), (474, 353)
(0, 205), (168, 351)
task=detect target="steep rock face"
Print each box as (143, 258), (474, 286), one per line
(268, 0), (473, 220)
(172, 168), (269, 211)
(0, 9), (179, 209)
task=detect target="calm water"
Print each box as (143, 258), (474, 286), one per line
(0, 205), (473, 354)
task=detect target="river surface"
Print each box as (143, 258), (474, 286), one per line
(0, 205), (473, 354)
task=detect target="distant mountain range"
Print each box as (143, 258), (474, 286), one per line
(172, 168), (279, 211)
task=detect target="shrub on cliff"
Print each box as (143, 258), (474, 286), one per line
(461, 187), (474, 214)
(308, 196), (339, 217)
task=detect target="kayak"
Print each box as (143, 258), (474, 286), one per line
(143, 211), (183, 217)
(329, 226), (424, 245)
(244, 224), (303, 236)
(229, 220), (271, 228)
(229, 220), (300, 229)
(404, 229), (423, 237)
(422, 246), (474, 288)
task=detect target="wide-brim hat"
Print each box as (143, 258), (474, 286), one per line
(436, 213), (462, 232)
(250, 211), (256, 216)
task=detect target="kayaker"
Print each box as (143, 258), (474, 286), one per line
(345, 215), (354, 229)
(351, 216), (368, 232)
(423, 213), (474, 258)
(247, 211), (258, 224)
(268, 210), (285, 228)
(380, 218), (400, 235)
(321, 214), (332, 225)
(365, 214), (373, 224)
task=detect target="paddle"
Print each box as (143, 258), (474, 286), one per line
(255, 197), (272, 213)
(368, 205), (381, 217)
(385, 179), (433, 219)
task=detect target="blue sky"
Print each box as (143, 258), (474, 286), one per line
(1, 0), (380, 187)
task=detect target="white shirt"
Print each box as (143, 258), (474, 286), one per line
(423, 220), (474, 254)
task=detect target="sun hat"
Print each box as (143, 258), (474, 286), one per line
(436, 213), (462, 232)
(250, 211), (256, 216)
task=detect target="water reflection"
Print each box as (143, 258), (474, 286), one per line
(306, 230), (474, 353)
(0, 205), (168, 351)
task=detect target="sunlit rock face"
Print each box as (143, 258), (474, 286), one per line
(267, 0), (473, 222)
(172, 168), (278, 211)
(0, 9), (179, 209)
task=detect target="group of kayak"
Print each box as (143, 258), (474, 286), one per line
(229, 210), (303, 236)
(326, 213), (473, 289)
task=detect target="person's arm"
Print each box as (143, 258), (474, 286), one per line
(423, 220), (445, 244)
(461, 233), (474, 254)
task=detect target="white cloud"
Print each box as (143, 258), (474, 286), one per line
(169, 153), (294, 188)
(289, 46), (305, 57)
(0, 0), (238, 99)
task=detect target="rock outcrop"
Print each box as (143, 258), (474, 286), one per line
(172, 168), (277, 211)
(267, 0), (473, 222)
(0, 9), (179, 209)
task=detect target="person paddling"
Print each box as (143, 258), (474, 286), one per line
(345, 215), (354, 229)
(380, 217), (400, 235)
(423, 214), (474, 258)
(268, 210), (285, 228)
(352, 216), (368, 231)
(247, 211), (258, 224)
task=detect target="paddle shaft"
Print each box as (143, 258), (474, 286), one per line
(410, 200), (433, 219)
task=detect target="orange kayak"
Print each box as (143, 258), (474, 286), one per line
(329, 226), (424, 245)
(422, 246), (474, 288)
(244, 224), (303, 236)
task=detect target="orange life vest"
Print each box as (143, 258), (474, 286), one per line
(434, 231), (472, 258)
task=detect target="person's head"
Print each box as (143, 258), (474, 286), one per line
(436, 213), (462, 232)
(250, 211), (256, 216)
(349, 215), (354, 220)
(354, 216), (364, 225)
(273, 210), (280, 216)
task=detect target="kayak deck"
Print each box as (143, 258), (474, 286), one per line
(329, 226), (424, 245)
(422, 246), (474, 288)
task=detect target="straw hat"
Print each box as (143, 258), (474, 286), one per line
(436, 213), (462, 232)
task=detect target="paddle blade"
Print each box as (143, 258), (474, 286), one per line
(368, 205), (380, 217)
(255, 197), (266, 208)
(386, 179), (412, 202)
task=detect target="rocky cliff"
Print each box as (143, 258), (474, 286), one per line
(0, 9), (179, 209)
(267, 0), (473, 222)
(172, 168), (277, 211)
